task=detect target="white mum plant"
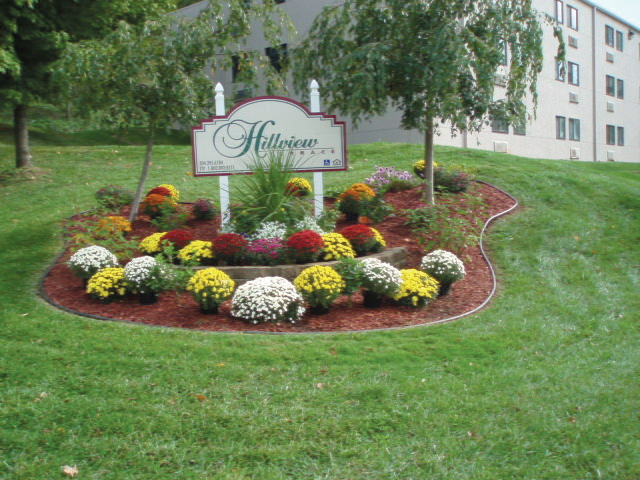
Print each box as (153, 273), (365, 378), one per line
(68, 245), (118, 279)
(251, 221), (288, 240)
(123, 256), (164, 293)
(293, 216), (326, 236)
(420, 249), (466, 284)
(231, 276), (306, 324)
(360, 258), (402, 296)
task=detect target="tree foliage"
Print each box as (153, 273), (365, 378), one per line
(293, 0), (559, 202)
(57, 0), (295, 220)
(1, 0), (178, 168)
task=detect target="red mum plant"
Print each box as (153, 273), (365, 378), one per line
(147, 186), (172, 198)
(286, 230), (325, 263)
(212, 233), (248, 265)
(160, 229), (193, 250)
(339, 224), (385, 256)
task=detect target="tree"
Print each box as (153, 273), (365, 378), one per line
(59, 0), (295, 222)
(0, 0), (177, 168)
(293, 0), (561, 203)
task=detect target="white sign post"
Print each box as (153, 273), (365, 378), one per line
(193, 82), (346, 226)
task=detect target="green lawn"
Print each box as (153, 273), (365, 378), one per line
(1, 138), (639, 479)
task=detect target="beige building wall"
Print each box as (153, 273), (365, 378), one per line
(174, 0), (640, 162)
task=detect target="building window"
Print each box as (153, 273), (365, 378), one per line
(606, 125), (616, 145)
(265, 43), (288, 73)
(569, 118), (581, 141)
(617, 127), (624, 146)
(617, 79), (624, 99)
(491, 117), (509, 134)
(498, 38), (508, 66)
(606, 75), (616, 96)
(556, 116), (567, 139)
(616, 30), (624, 51)
(568, 6), (578, 30)
(513, 119), (526, 136)
(555, 0), (564, 23)
(568, 62), (579, 85)
(606, 25), (615, 46)
(556, 59), (565, 81)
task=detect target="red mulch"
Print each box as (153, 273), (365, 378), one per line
(43, 183), (517, 333)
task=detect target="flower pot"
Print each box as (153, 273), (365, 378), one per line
(309, 305), (330, 316)
(438, 281), (452, 296)
(139, 291), (158, 305)
(200, 304), (219, 315)
(363, 290), (384, 308)
(345, 213), (360, 223)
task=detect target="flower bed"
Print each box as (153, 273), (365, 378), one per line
(43, 182), (518, 332)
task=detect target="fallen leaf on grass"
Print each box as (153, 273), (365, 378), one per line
(316, 383), (324, 389)
(62, 465), (78, 477)
(195, 394), (206, 402)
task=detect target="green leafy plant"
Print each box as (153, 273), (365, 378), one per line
(358, 195), (395, 223)
(403, 198), (485, 258)
(95, 185), (134, 209)
(150, 203), (190, 231)
(333, 257), (364, 306)
(65, 216), (139, 262)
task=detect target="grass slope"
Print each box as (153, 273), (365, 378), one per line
(0, 141), (639, 479)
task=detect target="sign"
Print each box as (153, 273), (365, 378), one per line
(192, 96), (347, 176)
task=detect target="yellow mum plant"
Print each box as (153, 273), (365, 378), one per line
(158, 184), (180, 201)
(178, 241), (215, 265)
(286, 177), (312, 197)
(87, 267), (127, 301)
(393, 269), (439, 308)
(96, 216), (132, 237)
(412, 160), (438, 179)
(321, 233), (355, 260)
(294, 265), (345, 308)
(139, 232), (167, 255)
(186, 268), (235, 312)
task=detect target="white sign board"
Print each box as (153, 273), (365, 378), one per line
(192, 96), (347, 176)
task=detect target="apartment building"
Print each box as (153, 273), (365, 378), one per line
(176, 0), (640, 162)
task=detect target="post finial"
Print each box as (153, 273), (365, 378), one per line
(215, 82), (224, 93)
(310, 79), (320, 90)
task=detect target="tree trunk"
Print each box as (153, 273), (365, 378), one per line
(14, 104), (31, 169)
(423, 114), (435, 204)
(128, 126), (155, 223)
